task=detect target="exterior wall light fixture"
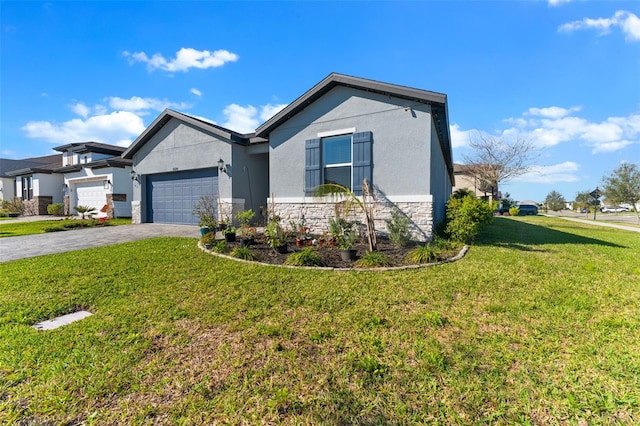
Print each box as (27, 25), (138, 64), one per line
(217, 158), (226, 174)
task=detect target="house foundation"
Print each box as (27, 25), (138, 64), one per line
(268, 196), (433, 242)
(22, 196), (53, 216)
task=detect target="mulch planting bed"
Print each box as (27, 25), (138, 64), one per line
(213, 235), (457, 269)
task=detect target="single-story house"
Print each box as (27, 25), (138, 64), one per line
(53, 142), (133, 218)
(452, 163), (499, 201)
(7, 142), (132, 217)
(5, 155), (64, 215)
(125, 73), (453, 240)
(0, 155), (61, 203)
(255, 73), (454, 241)
(122, 110), (269, 225)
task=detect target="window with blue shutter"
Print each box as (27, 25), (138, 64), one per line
(305, 138), (321, 194)
(305, 131), (372, 194)
(352, 131), (372, 195)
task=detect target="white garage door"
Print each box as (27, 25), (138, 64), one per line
(75, 182), (108, 214)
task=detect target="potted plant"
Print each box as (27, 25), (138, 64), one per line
(236, 209), (255, 227)
(264, 216), (288, 254)
(238, 225), (257, 247)
(329, 217), (359, 261)
(224, 226), (237, 243)
(193, 195), (218, 236)
(201, 231), (217, 250)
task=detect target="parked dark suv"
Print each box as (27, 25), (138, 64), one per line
(518, 204), (538, 215)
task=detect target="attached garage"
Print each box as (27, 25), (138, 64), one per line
(75, 181), (108, 213)
(146, 168), (218, 225)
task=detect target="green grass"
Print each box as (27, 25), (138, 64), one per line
(1, 216), (639, 424)
(0, 218), (131, 237)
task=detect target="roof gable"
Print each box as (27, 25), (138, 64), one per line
(53, 142), (126, 155)
(255, 72), (454, 182)
(255, 73), (447, 137)
(122, 109), (252, 159)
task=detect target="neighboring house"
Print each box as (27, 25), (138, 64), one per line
(452, 163), (499, 201)
(5, 155), (64, 215)
(0, 155), (61, 202)
(122, 110), (269, 225)
(255, 73), (454, 241)
(53, 142), (133, 218)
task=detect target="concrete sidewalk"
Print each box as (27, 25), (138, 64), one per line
(0, 223), (200, 263)
(546, 215), (640, 233)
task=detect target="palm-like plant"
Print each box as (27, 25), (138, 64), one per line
(313, 178), (377, 251)
(74, 205), (97, 219)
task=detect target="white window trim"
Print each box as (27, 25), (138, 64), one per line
(317, 128), (356, 138)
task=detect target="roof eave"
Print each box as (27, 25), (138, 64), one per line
(123, 109), (250, 159)
(255, 72), (448, 138)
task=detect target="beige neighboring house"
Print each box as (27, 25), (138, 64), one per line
(453, 163), (499, 200)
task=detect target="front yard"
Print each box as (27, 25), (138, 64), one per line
(1, 216), (639, 424)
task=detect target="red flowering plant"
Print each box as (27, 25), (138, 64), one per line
(290, 220), (312, 247)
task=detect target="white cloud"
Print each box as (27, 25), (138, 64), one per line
(222, 103), (288, 133)
(455, 107), (639, 155)
(124, 48), (239, 73)
(70, 102), (91, 119)
(449, 123), (476, 148)
(559, 10), (640, 42)
(21, 111), (146, 146)
(525, 106), (581, 119)
(259, 103), (287, 122)
(548, 0), (572, 6)
(190, 88), (202, 97)
(106, 96), (190, 113)
(222, 104), (258, 134)
(514, 162), (581, 184)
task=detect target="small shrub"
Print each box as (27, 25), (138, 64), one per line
(44, 226), (65, 233)
(284, 247), (325, 267)
(406, 245), (438, 264)
(2, 198), (24, 215)
(444, 195), (494, 243)
(230, 246), (258, 261)
(354, 251), (393, 268)
(385, 208), (411, 247)
(47, 203), (64, 216)
(212, 241), (229, 253)
(201, 232), (217, 246)
(509, 207), (520, 216)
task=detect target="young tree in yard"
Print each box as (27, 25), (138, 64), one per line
(314, 179), (377, 252)
(462, 133), (537, 202)
(545, 190), (566, 211)
(574, 190), (594, 214)
(602, 162), (640, 221)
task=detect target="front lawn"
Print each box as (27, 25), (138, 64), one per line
(0, 218), (131, 237)
(1, 216), (638, 424)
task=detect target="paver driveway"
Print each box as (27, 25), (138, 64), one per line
(0, 224), (200, 263)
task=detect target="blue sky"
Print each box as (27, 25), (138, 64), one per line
(1, 0), (638, 202)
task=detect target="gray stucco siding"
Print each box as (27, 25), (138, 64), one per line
(132, 118), (233, 200)
(269, 86), (433, 199)
(429, 117), (452, 225)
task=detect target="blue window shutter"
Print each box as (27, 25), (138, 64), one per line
(305, 138), (321, 194)
(352, 131), (372, 195)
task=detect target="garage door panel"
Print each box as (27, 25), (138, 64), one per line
(146, 168), (218, 225)
(76, 182), (108, 213)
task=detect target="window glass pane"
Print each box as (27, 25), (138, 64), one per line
(324, 166), (351, 188)
(323, 135), (351, 165)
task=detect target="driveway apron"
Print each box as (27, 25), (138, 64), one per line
(0, 224), (200, 263)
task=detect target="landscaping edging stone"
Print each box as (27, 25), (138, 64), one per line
(197, 242), (469, 272)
